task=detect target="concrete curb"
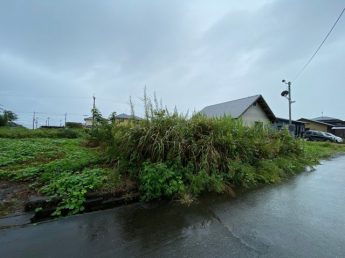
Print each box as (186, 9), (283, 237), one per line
(0, 212), (34, 230)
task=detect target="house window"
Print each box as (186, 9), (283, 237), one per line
(119, 118), (124, 122)
(255, 121), (263, 128)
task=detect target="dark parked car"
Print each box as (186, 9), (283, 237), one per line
(304, 130), (334, 142)
(325, 133), (343, 143)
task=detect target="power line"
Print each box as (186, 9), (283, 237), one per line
(292, 7), (345, 83)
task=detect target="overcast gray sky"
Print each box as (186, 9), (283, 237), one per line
(1, 0), (344, 128)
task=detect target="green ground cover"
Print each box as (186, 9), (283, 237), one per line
(0, 136), (116, 216)
(0, 138), (101, 181)
(0, 127), (84, 139)
(303, 141), (345, 161)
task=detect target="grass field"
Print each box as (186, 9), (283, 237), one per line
(0, 138), (100, 181)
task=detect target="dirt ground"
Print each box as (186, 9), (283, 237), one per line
(0, 180), (37, 217)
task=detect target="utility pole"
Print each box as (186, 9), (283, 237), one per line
(64, 113), (67, 127)
(32, 111), (35, 130)
(35, 117), (38, 129)
(288, 81), (292, 130)
(92, 94), (96, 124)
(60, 119), (62, 127)
(47, 117), (50, 126)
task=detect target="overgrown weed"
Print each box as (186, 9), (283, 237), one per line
(88, 89), (328, 203)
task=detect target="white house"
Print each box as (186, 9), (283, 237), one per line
(200, 94), (276, 126)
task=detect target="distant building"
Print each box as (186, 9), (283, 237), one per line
(311, 116), (345, 138)
(275, 117), (306, 138)
(114, 113), (142, 125)
(39, 126), (65, 129)
(311, 116), (342, 125)
(84, 117), (93, 127)
(200, 95), (276, 127)
(297, 118), (333, 133)
(84, 113), (142, 127)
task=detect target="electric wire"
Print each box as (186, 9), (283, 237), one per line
(292, 7), (345, 83)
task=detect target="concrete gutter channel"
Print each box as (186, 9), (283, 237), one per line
(0, 187), (140, 229)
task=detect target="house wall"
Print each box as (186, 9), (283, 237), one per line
(241, 104), (270, 126)
(116, 118), (130, 125)
(298, 119), (329, 132)
(85, 120), (92, 126)
(332, 129), (345, 138)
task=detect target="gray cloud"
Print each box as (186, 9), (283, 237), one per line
(1, 0), (345, 128)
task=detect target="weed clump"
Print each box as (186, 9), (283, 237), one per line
(90, 90), (312, 202)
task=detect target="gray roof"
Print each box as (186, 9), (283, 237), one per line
(115, 113), (142, 120)
(312, 116), (339, 121)
(200, 94), (276, 122)
(297, 118), (334, 126)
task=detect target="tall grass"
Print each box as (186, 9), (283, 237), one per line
(90, 91), (312, 201)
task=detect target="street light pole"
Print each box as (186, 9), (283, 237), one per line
(288, 82), (292, 128)
(281, 80), (295, 136)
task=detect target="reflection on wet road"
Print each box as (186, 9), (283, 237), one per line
(1, 155), (345, 257)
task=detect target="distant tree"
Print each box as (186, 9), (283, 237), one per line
(109, 112), (117, 123)
(0, 109), (18, 126)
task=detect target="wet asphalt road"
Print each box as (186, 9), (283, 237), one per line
(1, 155), (345, 258)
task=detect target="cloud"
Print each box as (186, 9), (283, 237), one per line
(1, 0), (345, 128)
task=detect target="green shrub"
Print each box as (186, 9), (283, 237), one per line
(139, 160), (186, 201)
(40, 168), (109, 216)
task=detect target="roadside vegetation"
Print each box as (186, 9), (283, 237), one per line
(303, 141), (345, 161)
(1, 95), (345, 217)
(88, 93), (345, 204)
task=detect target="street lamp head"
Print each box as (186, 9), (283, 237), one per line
(282, 79), (286, 83)
(281, 90), (289, 97)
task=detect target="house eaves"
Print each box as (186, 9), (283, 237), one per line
(276, 117), (307, 124)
